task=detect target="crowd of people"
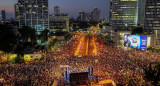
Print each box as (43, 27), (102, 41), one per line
(0, 63), (59, 85)
(46, 34), (160, 85)
(0, 33), (160, 86)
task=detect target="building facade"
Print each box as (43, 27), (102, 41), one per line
(109, 0), (112, 21)
(15, 0), (49, 34)
(138, 0), (146, 27)
(111, 0), (139, 29)
(91, 7), (100, 22)
(144, 0), (160, 47)
(77, 11), (90, 22)
(1, 10), (6, 21)
(14, 4), (19, 21)
(54, 6), (60, 15)
(49, 15), (69, 32)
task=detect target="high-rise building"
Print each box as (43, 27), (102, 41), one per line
(77, 11), (85, 21)
(77, 11), (90, 21)
(85, 13), (91, 21)
(54, 6), (60, 15)
(91, 7), (100, 22)
(144, 0), (160, 47)
(109, 0), (112, 21)
(14, 4), (19, 21)
(77, 11), (90, 22)
(15, 0), (49, 34)
(111, 0), (139, 29)
(1, 10), (6, 21)
(138, 0), (146, 27)
(49, 15), (69, 32)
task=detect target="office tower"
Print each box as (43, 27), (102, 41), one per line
(15, 0), (49, 34)
(54, 6), (60, 15)
(77, 11), (85, 21)
(111, 0), (139, 29)
(138, 0), (146, 26)
(91, 7), (100, 22)
(1, 10), (6, 21)
(144, 0), (160, 46)
(77, 11), (86, 21)
(144, 0), (160, 30)
(14, 4), (19, 21)
(109, 0), (112, 21)
(85, 13), (90, 21)
(77, 11), (90, 22)
(49, 15), (69, 32)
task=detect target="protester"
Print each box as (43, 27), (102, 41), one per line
(0, 34), (159, 86)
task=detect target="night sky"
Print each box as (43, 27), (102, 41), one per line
(0, 0), (110, 19)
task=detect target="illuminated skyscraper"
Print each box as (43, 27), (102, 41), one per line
(144, 0), (160, 46)
(54, 6), (60, 15)
(138, 0), (146, 26)
(91, 7), (100, 22)
(14, 4), (19, 21)
(109, 0), (112, 21)
(15, 0), (49, 34)
(144, 0), (160, 30)
(49, 15), (69, 32)
(1, 10), (6, 21)
(111, 0), (139, 29)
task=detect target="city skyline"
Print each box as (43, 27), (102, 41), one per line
(0, 0), (110, 19)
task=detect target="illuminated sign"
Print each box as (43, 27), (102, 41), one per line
(124, 34), (147, 49)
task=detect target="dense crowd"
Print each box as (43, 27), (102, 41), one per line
(45, 35), (160, 85)
(0, 34), (160, 86)
(0, 63), (58, 85)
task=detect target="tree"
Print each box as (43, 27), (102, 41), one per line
(39, 29), (49, 44)
(131, 27), (144, 34)
(0, 24), (17, 53)
(18, 26), (37, 43)
(78, 22), (90, 29)
(48, 38), (57, 50)
(65, 33), (72, 41)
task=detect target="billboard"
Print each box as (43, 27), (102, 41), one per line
(124, 34), (147, 49)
